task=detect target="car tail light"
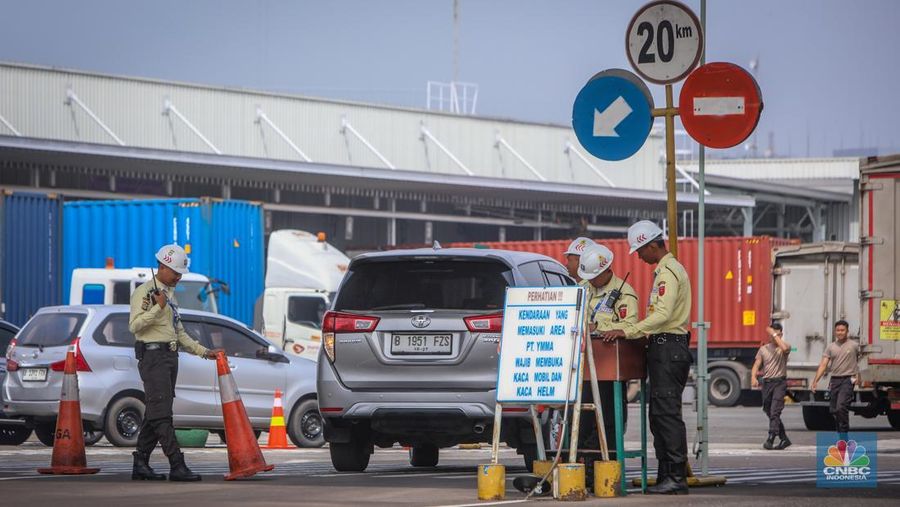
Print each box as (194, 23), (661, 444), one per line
(6, 359), (18, 372)
(464, 313), (503, 333)
(5, 338), (16, 359)
(50, 338), (92, 372)
(321, 311), (380, 362)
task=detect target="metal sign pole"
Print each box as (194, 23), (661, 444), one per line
(651, 85), (680, 258)
(696, 0), (710, 477)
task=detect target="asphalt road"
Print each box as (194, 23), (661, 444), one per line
(1, 405), (897, 506)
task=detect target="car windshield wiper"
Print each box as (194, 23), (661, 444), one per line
(369, 303), (427, 311)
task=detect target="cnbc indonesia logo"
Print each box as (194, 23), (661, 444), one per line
(821, 439), (871, 483)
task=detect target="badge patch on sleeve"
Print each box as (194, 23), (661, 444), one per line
(657, 281), (666, 297)
(618, 306), (628, 319)
(141, 293), (152, 311)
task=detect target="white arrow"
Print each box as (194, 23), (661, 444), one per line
(593, 96), (633, 137)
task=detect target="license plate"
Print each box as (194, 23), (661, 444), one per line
(390, 334), (452, 355)
(21, 368), (48, 382)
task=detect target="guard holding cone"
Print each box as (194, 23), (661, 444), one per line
(129, 244), (222, 481)
(577, 244), (638, 483)
(600, 221), (692, 495)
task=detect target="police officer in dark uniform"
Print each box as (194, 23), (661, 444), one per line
(129, 244), (221, 481)
(601, 221), (692, 495)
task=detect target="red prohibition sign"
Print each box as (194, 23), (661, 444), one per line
(679, 62), (763, 149)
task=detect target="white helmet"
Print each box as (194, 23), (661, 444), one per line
(155, 244), (190, 274)
(577, 244), (614, 281)
(627, 220), (664, 254)
(564, 237), (595, 257)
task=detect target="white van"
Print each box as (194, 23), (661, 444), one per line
(69, 267), (220, 314)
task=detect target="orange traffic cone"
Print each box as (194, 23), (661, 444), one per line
(264, 390), (291, 449)
(37, 343), (100, 475)
(216, 352), (275, 480)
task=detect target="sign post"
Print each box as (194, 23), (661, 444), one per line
(626, 0), (703, 257)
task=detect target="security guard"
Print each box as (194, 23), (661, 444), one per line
(129, 244), (221, 481)
(564, 237), (595, 283)
(577, 244), (638, 466)
(812, 320), (860, 435)
(600, 221), (692, 495)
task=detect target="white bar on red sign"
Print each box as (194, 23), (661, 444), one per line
(693, 97), (745, 116)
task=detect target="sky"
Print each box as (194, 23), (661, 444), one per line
(1, 0), (898, 158)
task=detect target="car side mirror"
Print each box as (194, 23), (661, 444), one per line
(262, 344), (289, 363)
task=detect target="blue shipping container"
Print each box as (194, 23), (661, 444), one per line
(62, 198), (264, 325)
(0, 191), (63, 326)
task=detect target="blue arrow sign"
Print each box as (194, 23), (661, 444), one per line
(572, 69), (654, 162)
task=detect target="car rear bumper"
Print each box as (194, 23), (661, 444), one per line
(317, 359), (526, 419)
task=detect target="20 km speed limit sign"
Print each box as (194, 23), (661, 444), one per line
(626, 0), (703, 85)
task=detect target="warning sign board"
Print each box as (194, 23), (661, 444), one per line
(496, 287), (585, 404)
(880, 300), (900, 341)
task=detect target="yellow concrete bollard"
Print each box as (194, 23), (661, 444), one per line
(532, 460), (554, 483)
(593, 460), (621, 498)
(556, 463), (586, 501)
(477, 464), (506, 501)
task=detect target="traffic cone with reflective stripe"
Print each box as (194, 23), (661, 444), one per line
(264, 389), (291, 449)
(216, 352), (275, 480)
(37, 344), (100, 475)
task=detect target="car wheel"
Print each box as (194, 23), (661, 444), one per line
(104, 396), (144, 447)
(888, 410), (900, 430)
(708, 368), (742, 407)
(520, 446), (537, 472)
(0, 424), (32, 445)
(409, 444), (439, 467)
(287, 399), (325, 448)
(34, 422), (56, 446)
(330, 438), (371, 472)
(803, 405), (836, 431)
(83, 429), (104, 446)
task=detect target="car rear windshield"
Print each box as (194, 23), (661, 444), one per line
(335, 259), (512, 311)
(16, 313), (87, 348)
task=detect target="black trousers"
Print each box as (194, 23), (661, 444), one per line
(136, 349), (182, 459)
(578, 381), (628, 460)
(647, 338), (691, 465)
(761, 378), (787, 436)
(829, 376), (853, 433)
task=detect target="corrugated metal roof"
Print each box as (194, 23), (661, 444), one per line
(0, 62), (666, 192)
(681, 157), (860, 181)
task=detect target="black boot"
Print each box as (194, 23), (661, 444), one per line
(777, 434), (792, 450)
(168, 452), (201, 482)
(652, 460), (668, 486)
(132, 451), (166, 480)
(647, 462), (689, 495)
(763, 433), (776, 450)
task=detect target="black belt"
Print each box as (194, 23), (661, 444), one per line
(762, 377), (786, 382)
(649, 333), (688, 345)
(142, 341), (177, 352)
(831, 375), (853, 380)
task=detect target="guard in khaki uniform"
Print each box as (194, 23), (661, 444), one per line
(129, 244), (221, 482)
(600, 221), (692, 495)
(576, 244), (639, 472)
(812, 320), (860, 434)
(751, 323), (791, 449)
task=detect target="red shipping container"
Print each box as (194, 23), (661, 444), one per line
(449, 237), (797, 349)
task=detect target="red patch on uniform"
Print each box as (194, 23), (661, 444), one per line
(657, 282), (666, 297)
(618, 307), (627, 319)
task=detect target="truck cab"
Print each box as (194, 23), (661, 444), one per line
(69, 267), (219, 314)
(260, 288), (331, 360)
(256, 230), (349, 361)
